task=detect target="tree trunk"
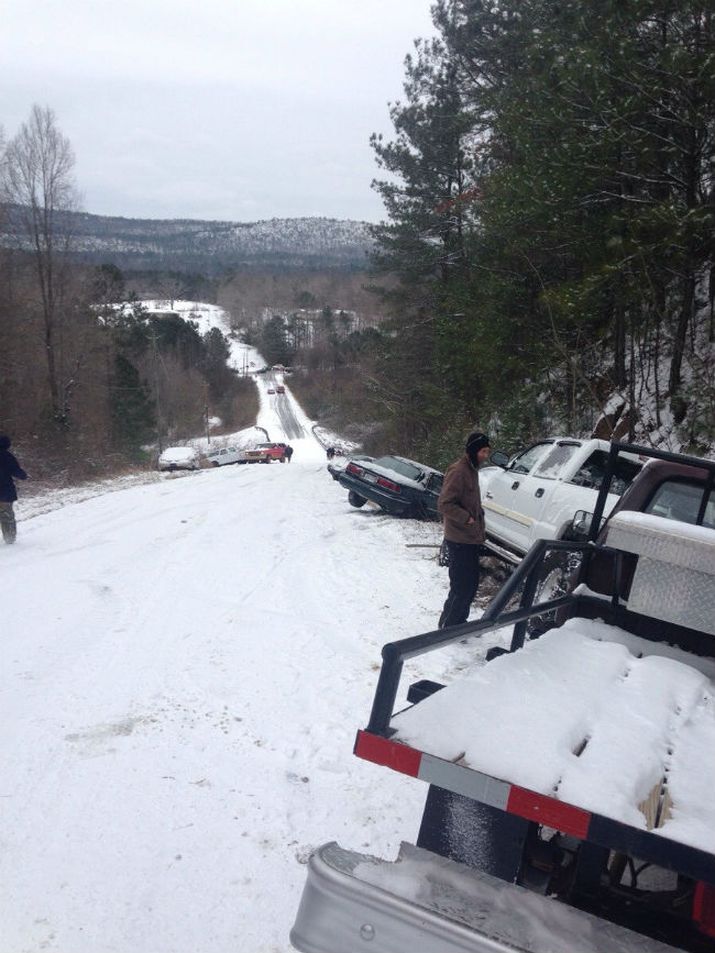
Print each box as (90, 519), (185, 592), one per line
(668, 272), (695, 397)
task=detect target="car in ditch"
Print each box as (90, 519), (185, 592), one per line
(157, 446), (201, 471)
(338, 455), (443, 519)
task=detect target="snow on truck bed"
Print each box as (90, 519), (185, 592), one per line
(391, 617), (715, 855)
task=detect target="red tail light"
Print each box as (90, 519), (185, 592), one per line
(377, 477), (400, 492)
(346, 462), (363, 476)
(693, 882), (715, 938)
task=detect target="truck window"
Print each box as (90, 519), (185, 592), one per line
(532, 442), (580, 479)
(645, 480), (715, 527)
(569, 450), (641, 497)
(508, 442), (553, 475)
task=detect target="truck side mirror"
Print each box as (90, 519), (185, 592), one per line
(569, 509), (592, 540)
(489, 450), (509, 468)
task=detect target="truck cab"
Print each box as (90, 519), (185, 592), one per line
(481, 438), (643, 561)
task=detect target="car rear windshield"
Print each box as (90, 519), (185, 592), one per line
(568, 450), (642, 497)
(373, 456), (423, 480)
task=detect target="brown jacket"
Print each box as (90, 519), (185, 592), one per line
(438, 454), (485, 545)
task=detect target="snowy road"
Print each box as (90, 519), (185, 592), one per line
(2, 407), (470, 952)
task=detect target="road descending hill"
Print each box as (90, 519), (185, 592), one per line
(2, 380), (479, 952)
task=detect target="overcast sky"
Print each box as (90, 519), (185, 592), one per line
(2, 0), (436, 224)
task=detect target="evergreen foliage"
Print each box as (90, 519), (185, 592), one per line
(368, 0), (715, 456)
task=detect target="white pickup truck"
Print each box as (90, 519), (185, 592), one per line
(480, 437), (644, 563)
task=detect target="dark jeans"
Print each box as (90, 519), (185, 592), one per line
(439, 540), (481, 628)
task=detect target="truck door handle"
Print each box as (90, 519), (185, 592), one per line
(511, 481), (520, 490)
(535, 488), (544, 498)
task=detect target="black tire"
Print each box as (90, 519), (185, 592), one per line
(528, 549), (581, 635)
(212, 461), (220, 467)
(348, 490), (367, 508)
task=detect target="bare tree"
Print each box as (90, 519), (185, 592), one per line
(2, 105), (80, 424)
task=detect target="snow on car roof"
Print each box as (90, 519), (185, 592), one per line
(159, 447), (198, 461)
(390, 617), (715, 854)
(359, 455), (442, 488)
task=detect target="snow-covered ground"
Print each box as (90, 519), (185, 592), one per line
(3, 373), (487, 953)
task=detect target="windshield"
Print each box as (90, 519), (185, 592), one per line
(509, 442), (553, 475)
(533, 442), (580, 479)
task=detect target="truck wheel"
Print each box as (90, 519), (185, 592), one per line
(348, 491), (367, 508)
(528, 550), (580, 634)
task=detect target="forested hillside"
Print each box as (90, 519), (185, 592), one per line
(0, 209), (373, 272)
(309, 0), (715, 466)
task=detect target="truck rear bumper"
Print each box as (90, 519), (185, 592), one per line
(290, 842), (680, 953)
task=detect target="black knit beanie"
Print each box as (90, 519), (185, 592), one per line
(465, 431), (490, 465)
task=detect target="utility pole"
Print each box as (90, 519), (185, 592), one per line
(150, 325), (164, 453)
(205, 396), (211, 445)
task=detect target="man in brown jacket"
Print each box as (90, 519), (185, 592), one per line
(437, 431), (491, 628)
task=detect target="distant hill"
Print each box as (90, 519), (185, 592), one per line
(1, 208), (375, 273)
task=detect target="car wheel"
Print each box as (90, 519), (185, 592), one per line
(212, 461), (220, 467)
(348, 490), (367, 508)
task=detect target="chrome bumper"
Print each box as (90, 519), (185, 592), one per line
(290, 842), (679, 953)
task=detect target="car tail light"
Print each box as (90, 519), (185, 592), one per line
(346, 462), (363, 476)
(693, 882), (715, 938)
(377, 477), (400, 492)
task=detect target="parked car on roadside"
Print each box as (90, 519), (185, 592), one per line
(267, 387), (276, 395)
(276, 385), (285, 394)
(338, 455), (443, 519)
(205, 446), (245, 467)
(157, 446), (201, 471)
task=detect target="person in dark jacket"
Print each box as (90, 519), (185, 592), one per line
(284, 444), (294, 462)
(0, 435), (28, 544)
(437, 431), (491, 628)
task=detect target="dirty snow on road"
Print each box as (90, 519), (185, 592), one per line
(2, 398), (471, 952)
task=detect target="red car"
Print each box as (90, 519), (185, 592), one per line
(243, 442), (288, 463)
(276, 385), (285, 394)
